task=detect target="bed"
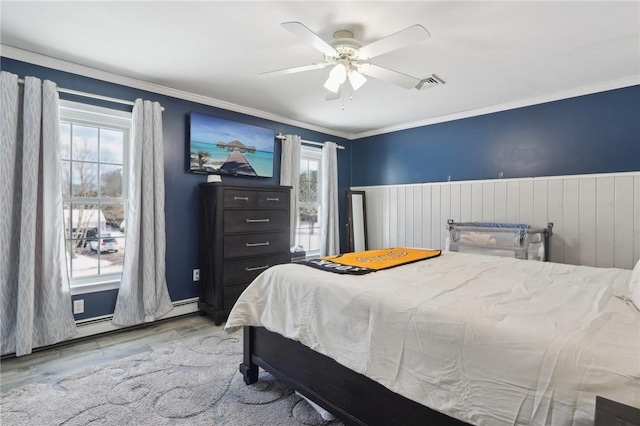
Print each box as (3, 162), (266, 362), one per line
(225, 251), (640, 425)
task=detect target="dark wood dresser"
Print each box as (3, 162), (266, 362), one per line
(199, 183), (291, 325)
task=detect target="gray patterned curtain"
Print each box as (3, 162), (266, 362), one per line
(0, 71), (77, 356)
(280, 134), (301, 246)
(320, 141), (340, 256)
(112, 99), (172, 326)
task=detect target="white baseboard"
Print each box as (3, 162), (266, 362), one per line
(73, 298), (200, 340)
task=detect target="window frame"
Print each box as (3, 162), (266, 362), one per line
(59, 100), (132, 295)
(296, 144), (323, 258)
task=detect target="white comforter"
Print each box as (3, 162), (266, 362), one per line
(226, 252), (639, 426)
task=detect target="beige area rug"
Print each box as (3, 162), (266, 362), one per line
(0, 327), (344, 426)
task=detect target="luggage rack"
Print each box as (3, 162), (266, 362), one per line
(446, 220), (553, 261)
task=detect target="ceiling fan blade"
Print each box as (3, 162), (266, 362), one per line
(358, 63), (421, 89)
(258, 62), (329, 78)
(357, 25), (431, 60)
(281, 22), (337, 57)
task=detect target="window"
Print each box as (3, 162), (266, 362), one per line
(295, 145), (322, 257)
(59, 100), (132, 293)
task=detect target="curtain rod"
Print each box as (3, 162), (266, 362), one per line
(276, 133), (345, 150)
(17, 78), (164, 111)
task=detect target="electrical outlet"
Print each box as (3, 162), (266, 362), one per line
(193, 269), (200, 281)
(73, 299), (85, 315)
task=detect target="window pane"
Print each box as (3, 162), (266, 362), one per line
(70, 252), (99, 278)
(66, 203), (100, 277)
(70, 241), (106, 278)
(63, 203), (72, 238)
(98, 236), (124, 275)
(299, 180), (318, 203)
(100, 165), (123, 198)
(300, 158), (310, 175)
(72, 124), (99, 161)
(299, 206), (318, 227)
(69, 203), (101, 238)
(72, 162), (98, 197)
(60, 122), (71, 160)
(308, 159), (319, 174)
(66, 204), (125, 278)
(101, 202), (126, 232)
(91, 233), (124, 276)
(61, 160), (71, 198)
(296, 206), (320, 252)
(100, 128), (124, 163)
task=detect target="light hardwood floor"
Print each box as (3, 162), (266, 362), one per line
(0, 314), (222, 393)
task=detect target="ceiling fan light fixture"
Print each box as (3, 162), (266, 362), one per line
(330, 62), (347, 84)
(348, 70), (367, 91)
(324, 63), (348, 93)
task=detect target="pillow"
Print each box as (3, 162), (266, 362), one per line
(629, 259), (640, 311)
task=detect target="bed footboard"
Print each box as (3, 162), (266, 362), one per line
(241, 326), (640, 426)
(595, 396), (640, 426)
(240, 326), (468, 426)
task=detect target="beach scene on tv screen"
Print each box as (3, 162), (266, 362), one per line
(190, 113), (274, 177)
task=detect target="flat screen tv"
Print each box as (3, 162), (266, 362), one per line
(189, 112), (275, 178)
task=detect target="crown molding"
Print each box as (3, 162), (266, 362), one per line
(3, 44), (638, 142)
(0, 44), (351, 140)
(352, 75), (640, 139)
(351, 171), (640, 190)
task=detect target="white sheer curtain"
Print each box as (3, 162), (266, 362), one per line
(280, 134), (301, 246)
(320, 141), (340, 256)
(112, 99), (173, 326)
(0, 72), (77, 356)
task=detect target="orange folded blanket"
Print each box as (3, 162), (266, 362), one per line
(299, 247), (442, 275)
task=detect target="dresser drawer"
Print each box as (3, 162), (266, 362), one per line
(222, 283), (249, 310)
(224, 232), (290, 258)
(257, 191), (289, 209)
(223, 189), (259, 208)
(223, 254), (289, 286)
(224, 210), (288, 233)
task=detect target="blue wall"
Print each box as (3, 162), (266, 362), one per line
(4, 54), (638, 321)
(351, 86), (640, 186)
(1, 57), (352, 320)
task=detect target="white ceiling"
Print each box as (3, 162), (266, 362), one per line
(1, 1), (639, 139)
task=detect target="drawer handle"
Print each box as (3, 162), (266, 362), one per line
(234, 196), (249, 201)
(246, 242), (270, 247)
(246, 218), (270, 223)
(245, 265), (269, 272)
(266, 197), (280, 202)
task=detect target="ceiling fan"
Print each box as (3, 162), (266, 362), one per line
(259, 22), (436, 97)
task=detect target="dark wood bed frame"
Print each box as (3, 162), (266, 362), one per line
(240, 326), (639, 426)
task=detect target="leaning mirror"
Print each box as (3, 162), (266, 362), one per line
(347, 190), (368, 252)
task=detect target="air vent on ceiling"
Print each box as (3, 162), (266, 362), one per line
(415, 74), (445, 90)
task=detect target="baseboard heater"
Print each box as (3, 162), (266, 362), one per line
(74, 297), (200, 340)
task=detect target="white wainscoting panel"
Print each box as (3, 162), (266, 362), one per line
(354, 172), (640, 269)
